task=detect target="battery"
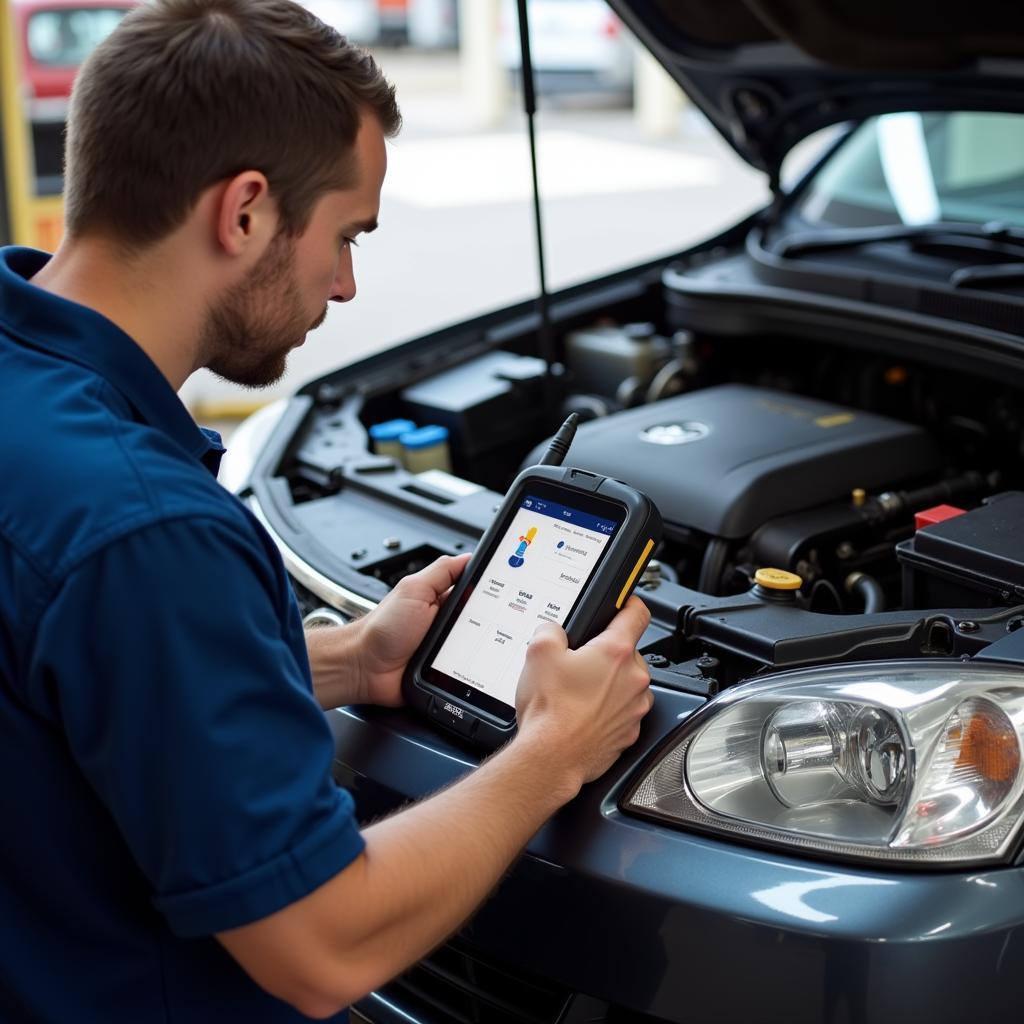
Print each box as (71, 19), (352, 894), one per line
(897, 492), (1024, 608)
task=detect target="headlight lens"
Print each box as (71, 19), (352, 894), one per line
(624, 661), (1024, 864)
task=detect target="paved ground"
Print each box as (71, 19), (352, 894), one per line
(180, 49), (767, 417)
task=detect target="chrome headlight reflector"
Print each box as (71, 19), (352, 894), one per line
(624, 662), (1024, 865)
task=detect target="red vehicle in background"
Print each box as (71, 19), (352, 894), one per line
(376, 0), (405, 44)
(11, 0), (136, 197)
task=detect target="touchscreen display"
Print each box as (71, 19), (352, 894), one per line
(429, 492), (620, 713)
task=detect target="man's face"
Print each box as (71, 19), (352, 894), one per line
(203, 116), (387, 388)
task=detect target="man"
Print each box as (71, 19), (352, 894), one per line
(0, 1), (653, 1020)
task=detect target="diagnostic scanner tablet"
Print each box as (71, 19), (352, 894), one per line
(403, 464), (662, 749)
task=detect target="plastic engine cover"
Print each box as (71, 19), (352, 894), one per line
(559, 384), (942, 539)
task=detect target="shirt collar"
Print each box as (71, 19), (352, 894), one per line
(0, 246), (225, 476)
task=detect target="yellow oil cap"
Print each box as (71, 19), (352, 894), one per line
(754, 568), (803, 591)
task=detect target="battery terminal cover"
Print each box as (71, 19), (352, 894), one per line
(914, 504), (967, 530)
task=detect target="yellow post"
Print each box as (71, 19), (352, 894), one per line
(0, 0), (34, 245)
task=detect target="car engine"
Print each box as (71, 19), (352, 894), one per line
(530, 383), (959, 601)
(259, 267), (1024, 701)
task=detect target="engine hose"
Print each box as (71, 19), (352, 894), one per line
(868, 470), (985, 523)
(809, 579), (843, 614)
(698, 538), (730, 596)
(845, 572), (886, 614)
(897, 470), (984, 512)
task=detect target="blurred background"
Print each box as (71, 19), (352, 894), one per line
(1, 0), (766, 422)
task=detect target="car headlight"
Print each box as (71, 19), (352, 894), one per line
(623, 661), (1024, 865)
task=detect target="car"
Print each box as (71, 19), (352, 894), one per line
(498, 0), (632, 98)
(298, 0), (381, 45)
(225, 2), (1024, 1021)
(11, 0), (138, 194)
(371, 0), (456, 49)
(405, 0), (457, 50)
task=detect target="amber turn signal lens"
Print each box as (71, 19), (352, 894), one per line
(954, 702), (1021, 784)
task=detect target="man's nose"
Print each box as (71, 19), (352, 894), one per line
(330, 248), (356, 303)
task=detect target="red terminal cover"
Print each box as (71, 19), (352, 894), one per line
(915, 504), (967, 530)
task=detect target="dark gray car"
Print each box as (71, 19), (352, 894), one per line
(230, 3), (1024, 1020)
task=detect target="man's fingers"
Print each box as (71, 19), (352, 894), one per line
(585, 596), (651, 653)
(529, 620), (569, 653)
(408, 553), (471, 600)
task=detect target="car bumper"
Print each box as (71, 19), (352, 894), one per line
(331, 690), (1024, 1024)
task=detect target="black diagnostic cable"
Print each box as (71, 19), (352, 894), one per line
(536, 413), (579, 467)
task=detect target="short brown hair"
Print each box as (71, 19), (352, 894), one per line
(64, 0), (401, 247)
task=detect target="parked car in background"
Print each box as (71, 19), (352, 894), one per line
(499, 0), (632, 98)
(374, 0), (403, 44)
(11, 0), (137, 193)
(299, 0), (380, 45)
(227, 1), (1024, 1021)
(405, 0), (456, 49)
(299, 0), (455, 49)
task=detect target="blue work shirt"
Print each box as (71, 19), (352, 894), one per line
(0, 247), (363, 1022)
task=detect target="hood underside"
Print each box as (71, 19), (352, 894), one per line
(607, 0), (1024, 180)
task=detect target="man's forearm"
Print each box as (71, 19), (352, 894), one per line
(304, 620), (368, 710)
(340, 728), (577, 990)
(217, 727), (580, 1015)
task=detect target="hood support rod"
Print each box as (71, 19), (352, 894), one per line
(515, 0), (558, 424)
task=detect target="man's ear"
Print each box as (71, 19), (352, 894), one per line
(215, 171), (275, 257)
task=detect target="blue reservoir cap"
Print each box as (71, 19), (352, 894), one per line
(369, 418), (417, 441)
(401, 425), (450, 450)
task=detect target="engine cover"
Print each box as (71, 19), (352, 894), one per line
(563, 385), (942, 538)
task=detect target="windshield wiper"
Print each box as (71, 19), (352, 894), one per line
(775, 221), (1024, 260)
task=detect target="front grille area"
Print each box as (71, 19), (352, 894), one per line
(368, 937), (571, 1024)
(357, 938), (675, 1024)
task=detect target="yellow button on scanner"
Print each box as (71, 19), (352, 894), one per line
(754, 567), (803, 591)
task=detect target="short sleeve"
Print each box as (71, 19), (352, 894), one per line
(28, 514), (364, 937)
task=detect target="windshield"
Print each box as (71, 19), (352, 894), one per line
(794, 112), (1024, 231)
(27, 8), (129, 67)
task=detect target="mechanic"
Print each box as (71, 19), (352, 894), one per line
(0, 1), (653, 1021)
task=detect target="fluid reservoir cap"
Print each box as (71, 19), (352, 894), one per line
(369, 418), (416, 441)
(400, 425), (450, 450)
(754, 568), (803, 591)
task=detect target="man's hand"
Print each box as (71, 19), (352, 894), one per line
(515, 595), (653, 797)
(354, 553), (471, 706)
(305, 553), (470, 710)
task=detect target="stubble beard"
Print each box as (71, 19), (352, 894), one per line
(202, 232), (329, 390)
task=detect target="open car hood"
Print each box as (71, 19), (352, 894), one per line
(607, 0), (1024, 183)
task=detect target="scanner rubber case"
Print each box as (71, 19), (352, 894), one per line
(402, 464), (662, 750)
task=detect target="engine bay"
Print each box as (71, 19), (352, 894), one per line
(251, 250), (1024, 703)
